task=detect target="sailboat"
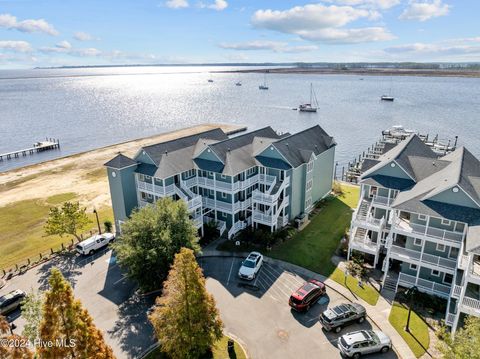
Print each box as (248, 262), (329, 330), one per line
(381, 77), (394, 101)
(299, 83), (318, 112)
(235, 81), (242, 86)
(259, 72), (269, 90)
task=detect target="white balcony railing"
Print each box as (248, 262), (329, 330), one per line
(446, 313), (456, 326)
(252, 176), (290, 205)
(189, 173), (275, 193)
(462, 296), (480, 315)
(372, 195), (395, 207)
(393, 218), (464, 245)
(228, 220), (247, 239)
(390, 245), (422, 261)
(398, 272), (451, 298)
(452, 284), (462, 298)
(422, 252), (457, 270)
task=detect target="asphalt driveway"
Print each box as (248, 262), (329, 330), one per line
(200, 256), (399, 359)
(0, 248), (156, 359)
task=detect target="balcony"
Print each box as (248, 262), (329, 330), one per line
(451, 284), (462, 299)
(188, 173), (276, 193)
(252, 176), (290, 205)
(389, 245), (457, 272)
(398, 272), (451, 299)
(372, 195), (395, 207)
(202, 197), (252, 213)
(393, 217), (464, 246)
(137, 179), (175, 196)
(461, 296), (480, 316)
(350, 228), (379, 254)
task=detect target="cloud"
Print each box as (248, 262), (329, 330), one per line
(39, 42), (102, 57)
(251, 4), (393, 44)
(0, 13), (58, 35)
(165, 0), (189, 8)
(0, 40), (32, 52)
(56, 40), (72, 50)
(198, 0), (228, 10)
(74, 31), (97, 41)
(324, 0), (401, 9)
(399, 0), (450, 21)
(219, 40), (318, 53)
(383, 37), (480, 60)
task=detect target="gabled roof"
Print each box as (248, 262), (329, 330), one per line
(104, 153), (137, 169)
(208, 127), (280, 163)
(142, 128), (228, 166)
(361, 134), (438, 181)
(271, 125), (335, 168)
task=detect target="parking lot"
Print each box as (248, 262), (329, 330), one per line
(200, 256), (399, 359)
(0, 248), (155, 359)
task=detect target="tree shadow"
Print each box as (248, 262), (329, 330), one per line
(36, 252), (82, 290)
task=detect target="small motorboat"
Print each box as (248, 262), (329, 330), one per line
(259, 72), (269, 90)
(235, 81), (242, 86)
(381, 95), (394, 101)
(208, 79), (214, 83)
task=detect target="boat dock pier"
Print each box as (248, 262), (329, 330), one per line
(0, 138), (60, 161)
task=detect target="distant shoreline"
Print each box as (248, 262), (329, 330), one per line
(221, 67), (480, 78)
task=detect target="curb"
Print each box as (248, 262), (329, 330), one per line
(200, 253), (402, 359)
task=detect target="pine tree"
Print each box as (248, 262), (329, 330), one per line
(37, 268), (115, 359)
(0, 315), (33, 359)
(149, 248), (223, 359)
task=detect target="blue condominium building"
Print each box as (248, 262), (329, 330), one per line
(348, 134), (480, 332)
(105, 125), (336, 240)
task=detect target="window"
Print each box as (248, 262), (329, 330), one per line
(307, 160), (314, 173)
(184, 169), (195, 178)
(443, 273), (453, 284)
(409, 263), (418, 271)
(139, 174), (145, 181)
(141, 192), (146, 200)
(418, 214), (427, 221)
(147, 193), (152, 199)
(441, 219), (451, 226)
(414, 238), (422, 247)
(221, 174), (226, 179)
(431, 269), (441, 277)
(210, 189), (214, 196)
(145, 175), (151, 181)
(306, 179), (313, 192)
(208, 171), (213, 177)
(449, 247), (459, 259)
(221, 192), (227, 199)
(436, 243), (446, 252)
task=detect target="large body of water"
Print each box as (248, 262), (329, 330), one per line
(1, 66), (479, 173)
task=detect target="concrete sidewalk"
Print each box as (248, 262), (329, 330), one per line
(200, 248), (416, 359)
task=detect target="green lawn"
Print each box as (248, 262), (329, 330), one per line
(269, 184), (359, 277)
(0, 195), (113, 270)
(145, 336), (247, 359)
(329, 268), (379, 305)
(388, 302), (430, 357)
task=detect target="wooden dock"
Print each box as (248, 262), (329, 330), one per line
(0, 138), (60, 161)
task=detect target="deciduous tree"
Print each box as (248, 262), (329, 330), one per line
(149, 248), (223, 359)
(37, 268), (115, 359)
(114, 198), (200, 291)
(437, 315), (480, 359)
(44, 201), (91, 241)
(0, 315), (33, 359)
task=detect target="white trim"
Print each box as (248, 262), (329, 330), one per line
(431, 269), (441, 277)
(409, 263), (418, 271)
(270, 144), (294, 167)
(392, 160), (416, 181)
(196, 145), (225, 164)
(436, 243), (446, 252)
(105, 162), (138, 170)
(418, 214), (427, 221)
(414, 238), (422, 247)
(221, 192), (227, 199)
(457, 184), (480, 208)
(133, 147), (157, 165)
(147, 193), (152, 199)
(441, 219), (451, 226)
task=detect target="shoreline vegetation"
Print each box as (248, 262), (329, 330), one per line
(222, 67), (480, 78)
(0, 123), (246, 270)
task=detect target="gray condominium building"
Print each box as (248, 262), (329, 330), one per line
(105, 125), (336, 240)
(348, 134), (480, 332)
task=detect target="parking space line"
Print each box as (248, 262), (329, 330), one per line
(256, 277), (285, 300)
(261, 266), (298, 293)
(259, 269), (292, 299)
(226, 258), (235, 286)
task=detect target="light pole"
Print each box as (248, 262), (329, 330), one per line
(93, 208), (102, 234)
(405, 285), (418, 333)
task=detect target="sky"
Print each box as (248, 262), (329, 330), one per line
(0, 0), (478, 68)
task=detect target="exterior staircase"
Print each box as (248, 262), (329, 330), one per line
(356, 200), (370, 221)
(382, 272), (399, 299)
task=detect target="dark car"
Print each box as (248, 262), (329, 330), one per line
(0, 289), (26, 315)
(289, 279), (326, 312)
(320, 303), (366, 333)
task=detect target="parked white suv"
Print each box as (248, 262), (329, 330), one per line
(238, 252), (263, 280)
(338, 330), (391, 358)
(76, 233), (115, 255)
